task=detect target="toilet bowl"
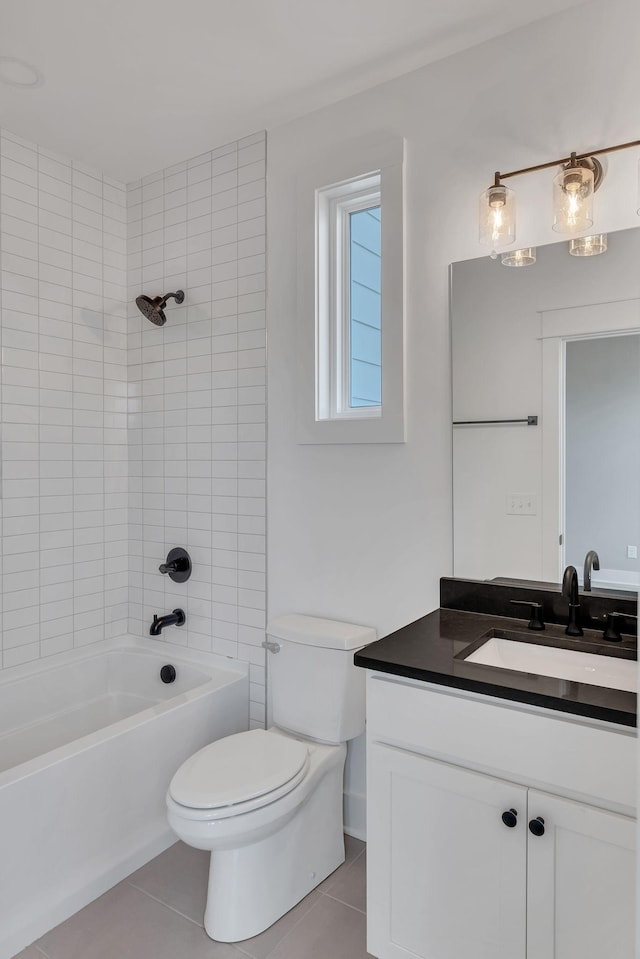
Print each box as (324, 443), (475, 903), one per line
(166, 614), (376, 943)
(167, 728), (346, 941)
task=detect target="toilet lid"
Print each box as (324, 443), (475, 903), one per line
(168, 729), (309, 809)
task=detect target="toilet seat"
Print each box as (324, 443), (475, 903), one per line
(168, 729), (310, 819)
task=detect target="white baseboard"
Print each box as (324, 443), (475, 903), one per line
(344, 789), (366, 842)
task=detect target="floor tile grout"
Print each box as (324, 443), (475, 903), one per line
(29, 837), (367, 959)
(125, 879), (205, 928)
(257, 894), (327, 959)
(346, 848), (365, 866)
(321, 890), (366, 915)
(238, 849), (367, 957)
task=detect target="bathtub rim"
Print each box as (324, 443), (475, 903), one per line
(0, 635), (249, 790)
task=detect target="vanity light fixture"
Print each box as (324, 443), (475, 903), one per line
(501, 247), (536, 267)
(568, 233), (608, 257)
(480, 138), (640, 249)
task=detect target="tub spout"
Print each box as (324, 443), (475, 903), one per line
(150, 609), (185, 636)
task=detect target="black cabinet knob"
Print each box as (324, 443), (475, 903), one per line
(501, 808), (518, 828)
(529, 816), (545, 837)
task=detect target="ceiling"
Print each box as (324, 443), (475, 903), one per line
(0, 0), (585, 183)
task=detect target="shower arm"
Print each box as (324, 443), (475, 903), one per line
(163, 291), (185, 305)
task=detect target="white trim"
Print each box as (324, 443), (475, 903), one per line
(540, 297), (640, 339)
(296, 135), (406, 444)
(541, 336), (564, 580)
(540, 298), (640, 581)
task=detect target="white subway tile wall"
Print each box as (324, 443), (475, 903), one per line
(126, 133), (266, 728)
(0, 128), (129, 670)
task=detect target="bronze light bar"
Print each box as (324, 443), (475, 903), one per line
(480, 137), (640, 247)
(494, 138), (640, 184)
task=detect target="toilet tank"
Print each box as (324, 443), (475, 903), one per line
(267, 615), (377, 745)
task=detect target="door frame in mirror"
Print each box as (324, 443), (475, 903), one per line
(540, 297), (640, 581)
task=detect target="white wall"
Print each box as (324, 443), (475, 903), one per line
(266, 0), (640, 834)
(126, 133), (267, 727)
(0, 128), (128, 670)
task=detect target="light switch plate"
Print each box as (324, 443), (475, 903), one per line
(507, 493), (537, 516)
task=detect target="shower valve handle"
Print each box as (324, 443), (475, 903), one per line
(158, 547), (192, 583)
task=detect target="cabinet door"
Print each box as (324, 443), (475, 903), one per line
(527, 789), (636, 959)
(368, 742), (527, 959)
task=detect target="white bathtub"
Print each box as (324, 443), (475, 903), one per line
(0, 637), (248, 959)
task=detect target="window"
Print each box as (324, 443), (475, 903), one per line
(350, 204), (382, 409)
(296, 136), (405, 444)
(316, 175), (382, 421)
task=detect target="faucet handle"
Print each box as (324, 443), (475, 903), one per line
(158, 547), (192, 583)
(509, 600), (545, 631)
(603, 611), (638, 642)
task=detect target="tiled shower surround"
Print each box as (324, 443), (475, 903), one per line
(126, 133), (267, 727)
(0, 128), (128, 669)
(0, 126), (267, 724)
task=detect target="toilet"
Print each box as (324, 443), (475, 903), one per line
(166, 614), (376, 942)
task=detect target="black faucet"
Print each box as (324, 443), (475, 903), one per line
(583, 550), (600, 592)
(150, 609), (185, 636)
(561, 566), (583, 637)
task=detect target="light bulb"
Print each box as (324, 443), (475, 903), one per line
(553, 164), (594, 234)
(479, 184), (515, 247)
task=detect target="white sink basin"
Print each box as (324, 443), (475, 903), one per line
(465, 637), (637, 693)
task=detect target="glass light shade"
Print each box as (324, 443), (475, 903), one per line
(479, 184), (516, 248)
(552, 164), (594, 234)
(501, 247), (536, 267)
(568, 233), (608, 256)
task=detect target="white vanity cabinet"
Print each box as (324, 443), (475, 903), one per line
(366, 673), (636, 959)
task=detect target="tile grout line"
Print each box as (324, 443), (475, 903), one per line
(321, 891), (366, 915)
(124, 878), (205, 929)
(243, 893), (328, 959)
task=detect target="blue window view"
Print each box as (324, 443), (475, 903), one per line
(349, 206), (381, 407)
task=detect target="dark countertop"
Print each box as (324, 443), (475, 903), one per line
(354, 608), (637, 727)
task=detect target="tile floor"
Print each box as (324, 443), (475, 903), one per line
(16, 836), (373, 959)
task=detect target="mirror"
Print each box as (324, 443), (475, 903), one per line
(451, 226), (640, 593)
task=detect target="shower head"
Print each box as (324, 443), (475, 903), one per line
(135, 290), (185, 326)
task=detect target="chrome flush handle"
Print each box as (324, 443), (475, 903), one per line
(261, 640), (281, 654)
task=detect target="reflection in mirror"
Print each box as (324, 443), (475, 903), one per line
(565, 335), (640, 590)
(451, 227), (640, 592)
